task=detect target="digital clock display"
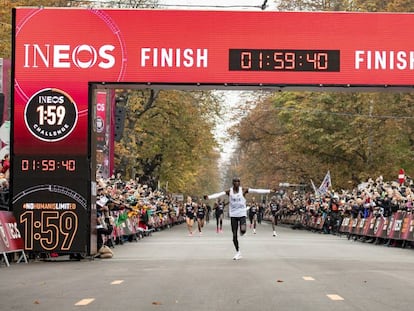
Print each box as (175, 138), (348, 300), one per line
(22, 159), (75, 172)
(229, 49), (340, 72)
(12, 155), (91, 253)
(14, 156), (88, 175)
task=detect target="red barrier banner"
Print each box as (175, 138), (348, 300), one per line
(349, 217), (359, 234)
(340, 217), (350, 233)
(363, 216), (376, 237)
(373, 216), (382, 237)
(401, 213), (414, 242)
(0, 211), (24, 253)
(308, 216), (316, 229)
(355, 218), (366, 235)
(376, 217), (390, 238)
(316, 216), (325, 230)
(388, 211), (405, 240)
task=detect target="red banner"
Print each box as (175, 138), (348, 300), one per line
(387, 211), (404, 240)
(0, 211), (24, 252)
(339, 217), (350, 233)
(13, 8), (414, 252)
(13, 9), (414, 155)
(362, 215), (376, 237)
(401, 213), (414, 241)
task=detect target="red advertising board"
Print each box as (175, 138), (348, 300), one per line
(401, 213), (414, 241)
(12, 8), (414, 253)
(0, 211), (24, 252)
(388, 211), (405, 240)
(13, 9), (414, 154)
(339, 217), (350, 233)
(362, 215), (376, 237)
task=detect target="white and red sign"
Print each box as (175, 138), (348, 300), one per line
(398, 168), (405, 185)
(0, 211), (24, 253)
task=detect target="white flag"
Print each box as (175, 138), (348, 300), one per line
(318, 171), (331, 195)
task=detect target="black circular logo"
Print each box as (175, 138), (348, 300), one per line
(25, 88), (78, 142)
(96, 116), (104, 133)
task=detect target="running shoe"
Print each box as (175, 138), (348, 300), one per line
(273, 231), (278, 237)
(188, 232), (193, 237)
(220, 229), (223, 233)
(199, 232), (203, 236)
(253, 229), (256, 234)
(233, 251), (242, 260)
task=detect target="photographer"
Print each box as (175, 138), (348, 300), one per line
(96, 201), (114, 250)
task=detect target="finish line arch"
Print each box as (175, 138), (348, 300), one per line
(11, 8), (414, 255)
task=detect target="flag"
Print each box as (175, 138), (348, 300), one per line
(318, 171), (331, 195)
(310, 179), (318, 196)
(115, 211), (129, 227)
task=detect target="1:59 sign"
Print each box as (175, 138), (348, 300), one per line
(11, 176), (89, 253)
(20, 210), (78, 251)
(24, 88), (78, 143)
(12, 86), (90, 254)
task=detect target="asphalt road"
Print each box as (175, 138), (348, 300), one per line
(1, 219), (414, 311)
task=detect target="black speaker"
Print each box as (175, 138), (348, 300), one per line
(114, 106), (126, 142)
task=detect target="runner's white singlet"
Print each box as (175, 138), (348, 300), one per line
(229, 187), (246, 217)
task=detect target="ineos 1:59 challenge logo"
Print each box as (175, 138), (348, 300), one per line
(25, 88), (78, 142)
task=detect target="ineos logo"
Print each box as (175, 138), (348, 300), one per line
(39, 96), (65, 104)
(23, 44), (116, 69)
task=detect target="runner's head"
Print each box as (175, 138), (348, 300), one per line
(232, 177), (240, 185)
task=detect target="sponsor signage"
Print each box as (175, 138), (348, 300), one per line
(12, 8), (414, 254)
(0, 211), (24, 253)
(14, 8), (414, 155)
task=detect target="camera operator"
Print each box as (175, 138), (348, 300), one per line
(96, 198), (114, 250)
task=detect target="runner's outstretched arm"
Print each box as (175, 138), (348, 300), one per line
(204, 191), (227, 200)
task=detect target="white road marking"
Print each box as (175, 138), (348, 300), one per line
(302, 276), (315, 281)
(111, 280), (124, 285)
(327, 294), (344, 301)
(75, 298), (95, 306)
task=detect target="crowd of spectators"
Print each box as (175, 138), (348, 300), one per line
(95, 176), (186, 255)
(3, 157), (414, 258)
(96, 173), (414, 251)
(264, 175), (414, 246)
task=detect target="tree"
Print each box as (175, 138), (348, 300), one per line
(232, 89), (414, 189)
(277, 0), (414, 12)
(115, 88), (222, 195)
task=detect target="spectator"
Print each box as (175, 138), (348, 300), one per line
(0, 154), (9, 177)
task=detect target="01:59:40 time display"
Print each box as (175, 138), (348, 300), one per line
(21, 159), (76, 172)
(229, 49), (340, 72)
